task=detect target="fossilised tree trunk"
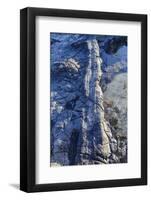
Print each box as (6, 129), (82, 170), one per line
(75, 39), (112, 165)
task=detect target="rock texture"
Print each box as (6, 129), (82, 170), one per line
(50, 33), (127, 166)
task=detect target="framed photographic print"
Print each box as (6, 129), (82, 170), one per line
(20, 7), (147, 192)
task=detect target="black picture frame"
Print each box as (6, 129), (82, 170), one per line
(20, 7), (147, 192)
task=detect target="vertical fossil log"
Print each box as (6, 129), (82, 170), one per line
(76, 39), (112, 164)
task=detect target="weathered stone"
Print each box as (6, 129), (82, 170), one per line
(50, 33), (127, 166)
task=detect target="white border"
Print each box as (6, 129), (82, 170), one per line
(36, 16), (141, 184)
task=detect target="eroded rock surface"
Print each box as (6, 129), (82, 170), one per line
(50, 33), (127, 166)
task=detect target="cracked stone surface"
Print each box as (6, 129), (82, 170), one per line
(50, 33), (127, 166)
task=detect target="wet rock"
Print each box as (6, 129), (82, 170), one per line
(103, 73), (127, 138)
(103, 36), (127, 54)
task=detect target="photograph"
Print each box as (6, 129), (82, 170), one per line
(50, 33), (128, 166)
(20, 7), (147, 192)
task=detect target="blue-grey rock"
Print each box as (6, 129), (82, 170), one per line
(50, 33), (127, 166)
